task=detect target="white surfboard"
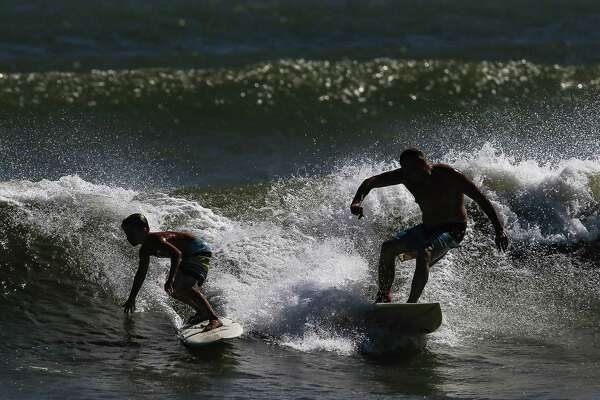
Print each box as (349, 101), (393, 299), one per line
(372, 302), (442, 333)
(179, 318), (243, 347)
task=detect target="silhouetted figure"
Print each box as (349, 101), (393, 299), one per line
(121, 213), (222, 331)
(350, 149), (508, 303)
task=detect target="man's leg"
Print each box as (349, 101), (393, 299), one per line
(407, 230), (460, 303)
(171, 273), (222, 331)
(407, 247), (432, 303)
(376, 238), (411, 302)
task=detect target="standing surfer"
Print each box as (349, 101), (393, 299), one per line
(350, 149), (509, 303)
(121, 213), (222, 331)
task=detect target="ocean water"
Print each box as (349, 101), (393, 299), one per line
(1, 1), (600, 399)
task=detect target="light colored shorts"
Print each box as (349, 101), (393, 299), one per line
(394, 223), (465, 265)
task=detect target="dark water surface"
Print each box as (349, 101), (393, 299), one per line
(2, 1), (600, 399)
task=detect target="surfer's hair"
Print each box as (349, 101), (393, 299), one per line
(400, 148), (426, 163)
(121, 213), (149, 231)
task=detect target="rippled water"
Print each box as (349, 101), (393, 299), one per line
(2, 1), (600, 399)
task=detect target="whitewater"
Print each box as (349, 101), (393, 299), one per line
(2, 146), (599, 352)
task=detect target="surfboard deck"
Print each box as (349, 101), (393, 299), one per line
(372, 302), (442, 333)
(179, 318), (243, 347)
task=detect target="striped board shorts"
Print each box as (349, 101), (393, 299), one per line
(393, 223), (466, 265)
(180, 253), (211, 285)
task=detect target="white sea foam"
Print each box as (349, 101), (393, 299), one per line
(445, 143), (600, 243)
(281, 329), (358, 355)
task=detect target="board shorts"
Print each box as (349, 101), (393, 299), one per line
(180, 252), (211, 285)
(393, 223), (466, 265)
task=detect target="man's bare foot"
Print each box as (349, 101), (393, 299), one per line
(201, 319), (223, 332)
(374, 289), (393, 303)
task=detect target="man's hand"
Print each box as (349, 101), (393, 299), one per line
(123, 297), (136, 314)
(495, 228), (509, 252)
(164, 278), (174, 295)
(350, 203), (364, 219)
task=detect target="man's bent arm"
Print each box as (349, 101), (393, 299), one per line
(458, 172), (504, 232)
(351, 169), (405, 206)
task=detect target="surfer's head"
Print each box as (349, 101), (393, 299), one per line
(121, 213), (150, 246)
(400, 148), (431, 183)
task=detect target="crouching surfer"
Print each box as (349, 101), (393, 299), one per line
(120, 213), (222, 332)
(350, 149), (509, 303)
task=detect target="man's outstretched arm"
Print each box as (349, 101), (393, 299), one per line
(123, 252), (150, 313)
(350, 169), (404, 218)
(455, 170), (509, 251)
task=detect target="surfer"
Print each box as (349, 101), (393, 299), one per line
(120, 213), (223, 332)
(350, 149), (508, 303)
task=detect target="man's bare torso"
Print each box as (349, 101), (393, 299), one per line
(402, 164), (468, 227)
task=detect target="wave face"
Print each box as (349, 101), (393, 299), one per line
(2, 147), (600, 356)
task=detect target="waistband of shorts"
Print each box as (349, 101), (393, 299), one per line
(423, 222), (466, 234)
(185, 250), (212, 258)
